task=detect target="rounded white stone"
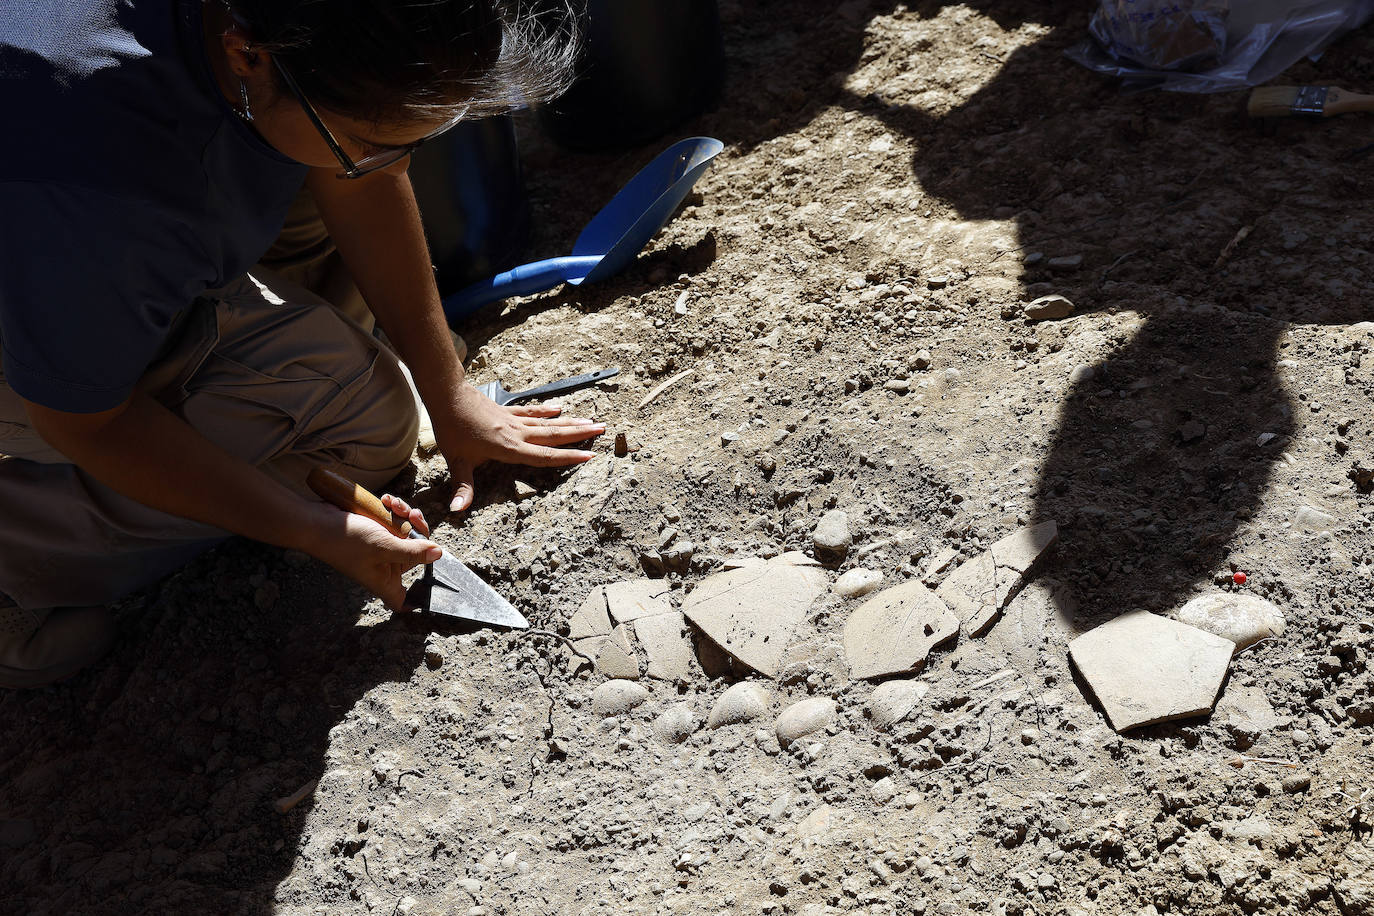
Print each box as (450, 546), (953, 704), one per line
(707, 682), (771, 728)
(865, 679), (928, 729)
(591, 680), (650, 716)
(653, 702), (698, 743)
(775, 697), (837, 746)
(834, 568), (882, 598)
(1175, 593), (1285, 650)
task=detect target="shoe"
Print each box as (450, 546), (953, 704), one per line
(0, 601), (115, 689)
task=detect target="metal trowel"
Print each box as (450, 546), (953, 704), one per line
(475, 367), (619, 406)
(306, 468), (528, 629)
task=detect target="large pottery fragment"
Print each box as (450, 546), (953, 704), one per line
(843, 580), (959, 679)
(937, 521), (1058, 636)
(1069, 610), (1234, 732)
(682, 556), (827, 677)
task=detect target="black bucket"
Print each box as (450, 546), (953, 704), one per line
(539, 0), (725, 151)
(408, 115), (528, 295)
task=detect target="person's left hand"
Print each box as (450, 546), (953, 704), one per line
(431, 384), (605, 513)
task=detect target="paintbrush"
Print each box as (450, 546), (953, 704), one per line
(1247, 85), (1374, 118)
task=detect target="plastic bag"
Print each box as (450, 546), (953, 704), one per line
(1066, 0), (1374, 92)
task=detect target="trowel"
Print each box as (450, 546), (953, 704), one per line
(475, 367), (620, 406)
(306, 468), (528, 629)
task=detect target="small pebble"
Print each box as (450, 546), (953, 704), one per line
(1282, 772), (1312, 794)
(866, 679), (928, 730)
(812, 510), (853, 563)
(1175, 593), (1285, 650)
(834, 568), (882, 598)
(871, 777), (898, 805)
(654, 703), (698, 744)
(1024, 294), (1073, 321)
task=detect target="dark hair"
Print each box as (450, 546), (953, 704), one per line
(232, 0), (580, 123)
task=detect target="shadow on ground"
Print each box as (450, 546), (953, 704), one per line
(706, 0), (1373, 627)
(0, 542), (425, 915)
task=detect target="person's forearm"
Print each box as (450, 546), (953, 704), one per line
(27, 393), (328, 553)
(306, 169), (466, 411)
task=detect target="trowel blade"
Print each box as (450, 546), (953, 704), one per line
(406, 539), (529, 629)
(473, 380), (511, 405)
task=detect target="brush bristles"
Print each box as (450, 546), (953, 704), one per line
(1247, 86), (1304, 117)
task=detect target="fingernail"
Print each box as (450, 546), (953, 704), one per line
(578, 450), (597, 459)
(425, 546), (443, 562)
(449, 498), (466, 512)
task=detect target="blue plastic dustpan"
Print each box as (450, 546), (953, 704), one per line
(442, 136), (724, 322)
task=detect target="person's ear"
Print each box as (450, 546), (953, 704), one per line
(220, 25), (270, 80)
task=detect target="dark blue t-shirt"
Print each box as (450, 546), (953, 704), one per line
(0, 0), (308, 412)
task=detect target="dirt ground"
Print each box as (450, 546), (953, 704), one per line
(6, 1), (1374, 913)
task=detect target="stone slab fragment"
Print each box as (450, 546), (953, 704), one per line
(568, 587), (612, 640)
(574, 624), (640, 679)
(634, 611), (694, 681)
(1069, 610), (1234, 732)
(682, 556), (828, 677)
(604, 578), (673, 624)
(991, 521), (1058, 573)
(937, 521), (1057, 636)
(842, 580), (959, 680)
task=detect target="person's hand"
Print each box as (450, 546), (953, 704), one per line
(303, 497), (440, 610)
(432, 384), (605, 513)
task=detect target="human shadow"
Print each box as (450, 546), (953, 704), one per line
(877, 9), (1371, 627)
(0, 541), (427, 915)
(708, 0), (1372, 631)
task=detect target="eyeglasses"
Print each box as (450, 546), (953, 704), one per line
(272, 57), (465, 179)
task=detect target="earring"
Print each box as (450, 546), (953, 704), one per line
(235, 42), (254, 122)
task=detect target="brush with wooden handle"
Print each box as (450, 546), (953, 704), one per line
(1247, 85), (1374, 118)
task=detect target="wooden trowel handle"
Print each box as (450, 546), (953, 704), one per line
(306, 467), (413, 539)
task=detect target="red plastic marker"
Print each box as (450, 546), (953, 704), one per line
(1233, 571), (1248, 585)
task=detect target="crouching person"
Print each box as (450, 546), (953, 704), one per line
(0, 0), (602, 687)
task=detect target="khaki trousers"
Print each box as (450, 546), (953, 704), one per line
(0, 196), (418, 609)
